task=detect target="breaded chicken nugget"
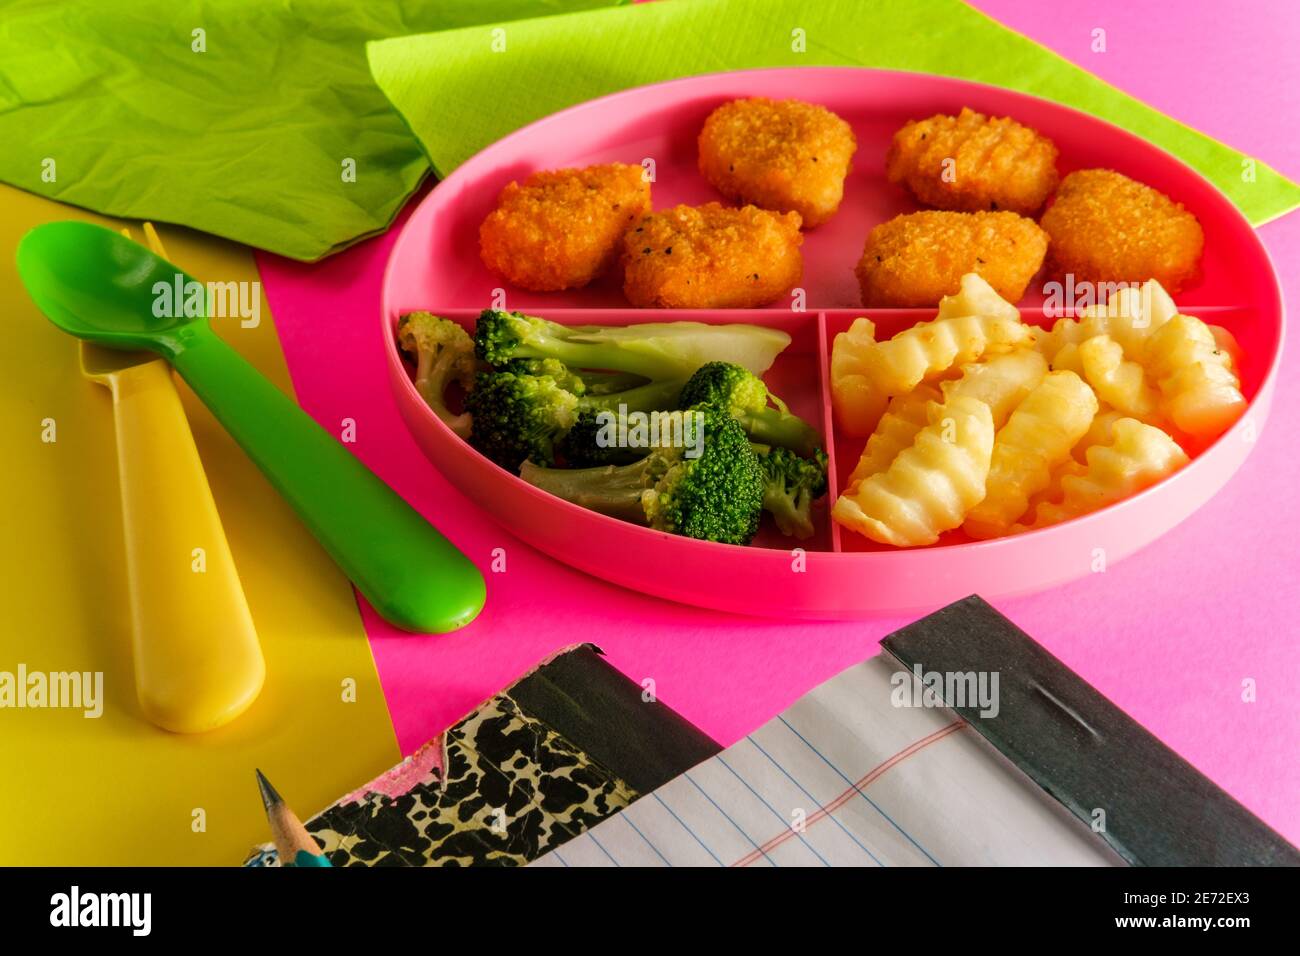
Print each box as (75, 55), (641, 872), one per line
(479, 163), (651, 291)
(856, 211), (1048, 307)
(1041, 169), (1204, 293)
(886, 107), (1059, 215)
(622, 203), (803, 309)
(698, 97), (857, 228)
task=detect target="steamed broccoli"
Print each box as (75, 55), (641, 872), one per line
(464, 370), (579, 471)
(554, 376), (690, 466)
(755, 445), (829, 540)
(396, 312), (475, 439)
(501, 358), (646, 396)
(519, 404), (764, 545)
(468, 369), (686, 472)
(475, 310), (791, 381)
(557, 410), (647, 467)
(680, 361), (823, 458)
(500, 357), (589, 395)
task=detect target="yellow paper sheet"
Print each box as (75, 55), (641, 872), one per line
(0, 185), (399, 865)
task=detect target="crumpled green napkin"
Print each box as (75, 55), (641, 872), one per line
(368, 0), (1300, 227)
(0, 0), (622, 261)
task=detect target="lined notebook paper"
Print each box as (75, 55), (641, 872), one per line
(532, 656), (1119, 867)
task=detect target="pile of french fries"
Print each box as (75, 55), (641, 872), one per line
(831, 274), (1246, 547)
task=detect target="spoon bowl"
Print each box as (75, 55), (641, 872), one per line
(17, 221), (198, 350)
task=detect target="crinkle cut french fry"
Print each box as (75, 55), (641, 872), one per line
(1050, 341), (1084, 375)
(1071, 407), (1125, 464)
(1144, 313), (1246, 439)
(1016, 417), (1189, 531)
(833, 395), (994, 547)
(1023, 457), (1087, 524)
(831, 316), (889, 436)
(962, 370), (1098, 539)
(860, 312), (1032, 396)
(936, 272), (1023, 324)
(940, 348), (1047, 430)
(1078, 334), (1163, 425)
(845, 384), (941, 489)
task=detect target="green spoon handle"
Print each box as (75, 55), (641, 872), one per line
(167, 325), (484, 633)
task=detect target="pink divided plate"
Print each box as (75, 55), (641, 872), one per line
(381, 67), (1283, 619)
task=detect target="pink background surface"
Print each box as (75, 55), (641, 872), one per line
(257, 0), (1300, 844)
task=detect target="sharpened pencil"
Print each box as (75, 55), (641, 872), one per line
(255, 768), (332, 867)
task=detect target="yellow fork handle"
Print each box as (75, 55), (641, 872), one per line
(109, 359), (265, 732)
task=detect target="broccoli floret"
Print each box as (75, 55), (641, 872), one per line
(680, 361), (823, 458)
(467, 367), (686, 473)
(645, 407), (765, 543)
(558, 410), (649, 467)
(475, 309), (791, 381)
(500, 357), (588, 396)
(464, 370), (579, 471)
(520, 405), (764, 545)
(555, 375), (690, 465)
(501, 358), (646, 396)
(755, 446), (829, 539)
(555, 375), (684, 466)
(396, 312), (475, 439)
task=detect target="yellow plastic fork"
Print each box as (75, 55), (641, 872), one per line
(80, 223), (264, 733)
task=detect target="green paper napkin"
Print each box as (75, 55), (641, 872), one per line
(368, 0), (1300, 227)
(0, 0), (622, 261)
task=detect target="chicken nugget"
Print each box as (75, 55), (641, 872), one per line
(622, 203), (803, 309)
(479, 163), (651, 291)
(1041, 168), (1204, 293)
(856, 211), (1047, 307)
(886, 107), (1059, 216)
(698, 97), (856, 228)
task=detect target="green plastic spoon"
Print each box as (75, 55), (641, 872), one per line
(17, 221), (485, 634)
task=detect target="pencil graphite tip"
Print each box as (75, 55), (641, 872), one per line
(254, 768), (283, 811)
